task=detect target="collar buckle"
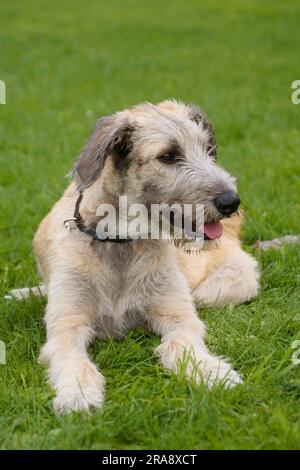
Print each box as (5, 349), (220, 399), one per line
(63, 217), (79, 231)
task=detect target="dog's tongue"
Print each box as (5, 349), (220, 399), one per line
(204, 222), (223, 240)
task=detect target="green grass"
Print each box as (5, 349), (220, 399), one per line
(0, 0), (300, 450)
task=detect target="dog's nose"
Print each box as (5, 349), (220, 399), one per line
(215, 191), (240, 216)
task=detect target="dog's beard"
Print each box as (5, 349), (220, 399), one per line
(170, 211), (221, 254)
(173, 237), (218, 254)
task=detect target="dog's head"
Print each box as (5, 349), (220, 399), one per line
(72, 100), (240, 243)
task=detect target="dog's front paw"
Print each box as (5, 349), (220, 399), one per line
(52, 360), (105, 414)
(195, 353), (243, 388)
(157, 339), (242, 389)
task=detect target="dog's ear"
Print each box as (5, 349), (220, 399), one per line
(72, 114), (133, 189)
(188, 104), (217, 158)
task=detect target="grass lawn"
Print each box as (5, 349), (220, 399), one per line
(0, 0), (300, 450)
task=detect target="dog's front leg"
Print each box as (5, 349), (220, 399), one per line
(40, 275), (105, 413)
(149, 281), (242, 388)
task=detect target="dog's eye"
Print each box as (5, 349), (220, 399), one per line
(157, 152), (182, 165)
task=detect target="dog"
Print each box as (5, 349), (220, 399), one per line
(31, 100), (259, 413)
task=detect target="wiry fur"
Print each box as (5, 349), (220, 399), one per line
(31, 100), (259, 413)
